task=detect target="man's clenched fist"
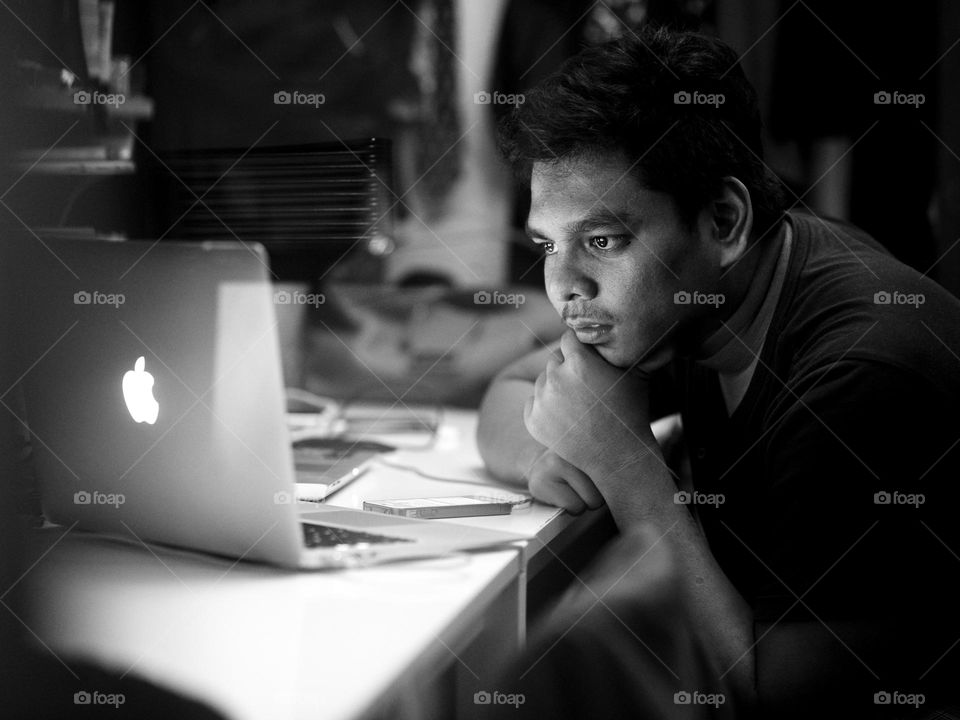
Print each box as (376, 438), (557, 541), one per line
(523, 330), (658, 480)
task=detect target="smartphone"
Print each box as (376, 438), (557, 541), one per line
(362, 494), (514, 519)
(293, 438), (394, 502)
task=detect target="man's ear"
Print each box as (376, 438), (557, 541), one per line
(712, 177), (753, 269)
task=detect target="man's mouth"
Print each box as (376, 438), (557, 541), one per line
(565, 320), (613, 344)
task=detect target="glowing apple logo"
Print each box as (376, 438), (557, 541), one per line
(122, 356), (159, 424)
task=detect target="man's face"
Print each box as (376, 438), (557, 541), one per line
(527, 152), (717, 370)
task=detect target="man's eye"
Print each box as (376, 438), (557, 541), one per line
(540, 241), (557, 255)
(590, 235), (626, 250)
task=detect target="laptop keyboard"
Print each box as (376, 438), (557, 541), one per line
(301, 523), (414, 548)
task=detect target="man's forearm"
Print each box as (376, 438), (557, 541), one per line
(596, 452), (757, 705)
(477, 376), (543, 484)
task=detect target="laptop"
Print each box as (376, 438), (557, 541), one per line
(17, 238), (523, 569)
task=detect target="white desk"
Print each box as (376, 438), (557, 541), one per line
(24, 407), (609, 720)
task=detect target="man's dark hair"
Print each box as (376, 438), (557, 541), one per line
(499, 28), (788, 237)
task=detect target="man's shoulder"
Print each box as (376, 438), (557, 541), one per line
(775, 212), (960, 389)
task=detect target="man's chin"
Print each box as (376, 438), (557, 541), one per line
(598, 342), (674, 373)
(595, 345), (632, 369)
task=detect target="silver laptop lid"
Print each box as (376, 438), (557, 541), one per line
(19, 238), (303, 567)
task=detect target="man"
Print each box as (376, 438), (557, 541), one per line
(476, 27), (960, 718)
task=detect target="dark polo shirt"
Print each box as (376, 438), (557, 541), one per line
(674, 211), (960, 708)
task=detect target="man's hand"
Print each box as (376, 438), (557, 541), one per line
(523, 330), (658, 479)
(524, 449), (605, 514)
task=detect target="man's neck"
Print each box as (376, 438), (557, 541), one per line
(693, 219), (791, 376)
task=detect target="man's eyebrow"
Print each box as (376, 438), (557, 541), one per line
(525, 223), (549, 240)
(526, 210), (640, 241)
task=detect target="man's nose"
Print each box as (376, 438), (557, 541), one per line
(546, 251), (597, 303)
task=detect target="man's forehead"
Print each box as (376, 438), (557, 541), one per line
(531, 154), (648, 207)
(529, 155), (652, 224)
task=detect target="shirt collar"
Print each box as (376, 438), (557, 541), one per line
(694, 219), (793, 375)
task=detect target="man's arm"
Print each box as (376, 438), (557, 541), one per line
(477, 342), (556, 481)
(477, 342), (605, 513)
(596, 452), (758, 705)
(522, 331), (758, 705)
